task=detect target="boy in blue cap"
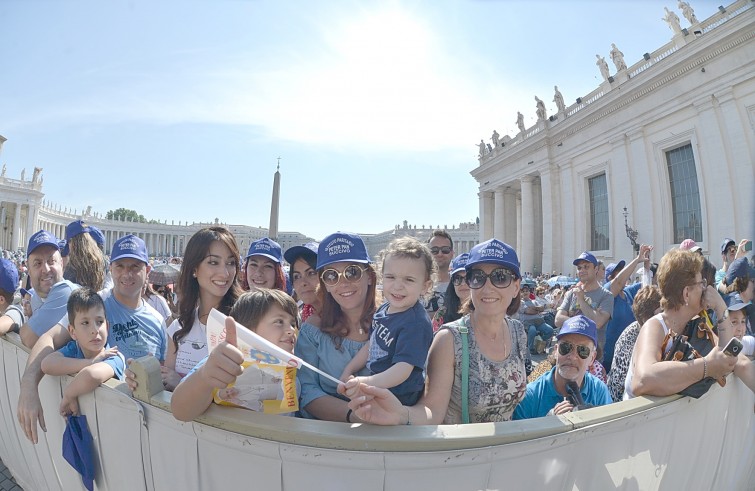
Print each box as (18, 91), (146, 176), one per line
(0, 258), (24, 335)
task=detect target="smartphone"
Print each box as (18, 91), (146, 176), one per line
(723, 337), (743, 357)
(745, 240), (753, 252)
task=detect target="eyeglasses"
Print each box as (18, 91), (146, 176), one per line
(452, 273), (466, 286)
(430, 246), (452, 255)
(465, 268), (515, 289)
(689, 279), (707, 289)
(320, 265), (368, 286)
(558, 341), (592, 360)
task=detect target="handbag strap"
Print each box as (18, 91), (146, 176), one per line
(459, 322), (470, 424)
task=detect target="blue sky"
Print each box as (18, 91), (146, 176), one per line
(0, 0), (723, 240)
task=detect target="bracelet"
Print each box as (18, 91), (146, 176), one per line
(702, 357), (708, 380)
(405, 406), (411, 425)
(346, 408), (353, 423)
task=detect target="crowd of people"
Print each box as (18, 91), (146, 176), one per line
(0, 220), (753, 444)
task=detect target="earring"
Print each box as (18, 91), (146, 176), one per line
(193, 272), (197, 278)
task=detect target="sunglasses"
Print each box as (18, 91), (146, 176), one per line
(430, 246), (452, 255)
(321, 265), (368, 286)
(558, 341), (592, 360)
(452, 273), (467, 286)
(465, 268), (515, 289)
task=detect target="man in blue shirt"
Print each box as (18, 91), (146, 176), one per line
(513, 315), (612, 419)
(19, 230), (79, 348)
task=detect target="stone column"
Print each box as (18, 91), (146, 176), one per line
(503, 189), (517, 245)
(494, 188), (505, 240)
(515, 195), (522, 258)
(479, 191), (494, 241)
(540, 168), (555, 275)
(519, 176), (535, 276)
(12, 204), (22, 251)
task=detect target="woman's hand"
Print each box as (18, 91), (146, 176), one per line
(344, 380), (405, 426)
(704, 347), (738, 380)
(160, 365), (183, 391)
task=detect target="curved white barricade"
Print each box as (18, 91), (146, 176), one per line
(1, 333), (753, 490)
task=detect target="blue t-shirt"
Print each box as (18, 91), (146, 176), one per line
(58, 340), (126, 380)
(101, 289), (167, 362)
(512, 367), (613, 420)
(294, 322), (369, 419)
(28, 280), (79, 336)
(603, 282), (642, 371)
(368, 301), (432, 401)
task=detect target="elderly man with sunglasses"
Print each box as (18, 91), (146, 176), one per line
(513, 315), (612, 419)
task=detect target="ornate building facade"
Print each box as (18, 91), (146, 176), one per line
(473, 0), (754, 275)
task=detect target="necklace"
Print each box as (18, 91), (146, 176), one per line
(470, 315), (510, 359)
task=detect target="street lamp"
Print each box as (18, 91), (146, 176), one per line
(623, 207), (639, 254)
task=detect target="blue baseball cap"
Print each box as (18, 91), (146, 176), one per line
(65, 220), (92, 241)
(316, 232), (371, 270)
(557, 314), (598, 347)
(111, 234), (149, 264)
(89, 226), (105, 246)
(605, 260), (626, 282)
(720, 238), (736, 254)
(450, 253), (470, 276)
(0, 259), (19, 294)
(573, 251), (598, 266)
(284, 242), (319, 265)
(465, 239), (520, 278)
(59, 240), (69, 257)
(725, 293), (750, 312)
(27, 230), (60, 256)
(246, 238), (283, 263)
(725, 257), (753, 286)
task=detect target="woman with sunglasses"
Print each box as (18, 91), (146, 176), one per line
(625, 248), (738, 399)
(242, 238), (287, 293)
(342, 238), (530, 424)
(162, 227), (243, 391)
(431, 253), (470, 332)
(294, 232), (376, 421)
(284, 242), (321, 324)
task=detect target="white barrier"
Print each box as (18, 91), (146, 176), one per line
(1, 333), (753, 490)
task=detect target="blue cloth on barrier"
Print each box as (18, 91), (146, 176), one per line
(62, 414), (95, 491)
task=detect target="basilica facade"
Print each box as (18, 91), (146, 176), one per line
(473, 0), (754, 275)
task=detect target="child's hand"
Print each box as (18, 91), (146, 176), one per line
(160, 365), (183, 392)
(199, 317), (243, 390)
(59, 394), (79, 418)
(339, 371), (354, 383)
(93, 346), (119, 364)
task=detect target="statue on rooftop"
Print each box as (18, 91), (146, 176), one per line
(478, 139), (487, 158)
(678, 1), (698, 25)
(491, 130), (500, 148)
(516, 111), (526, 134)
(663, 7), (682, 34)
(535, 96), (547, 121)
(1, 164), (5, 177)
(596, 54), (610, 82)
(32, 167), (41, 183)
(553, 85), (566, 114)
(610, 43), (627, 71)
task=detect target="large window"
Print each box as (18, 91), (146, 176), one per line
(666, 144), (702, 243)
(589, 173), (609, 251)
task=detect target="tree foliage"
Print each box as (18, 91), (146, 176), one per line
(106, 208), (147, 222)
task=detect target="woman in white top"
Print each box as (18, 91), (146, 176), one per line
(625, 249), (737, 398)
(162, 227), (243, 391)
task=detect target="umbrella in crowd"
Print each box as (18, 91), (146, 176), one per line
(149, 263), (181, 285)
(546, 275), (578, 288)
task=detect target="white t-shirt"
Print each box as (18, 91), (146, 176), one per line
(167, 311), (208, 376)
(145, 294), (171, 322)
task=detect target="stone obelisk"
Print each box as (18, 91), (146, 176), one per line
(268, 158), (281, 242)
